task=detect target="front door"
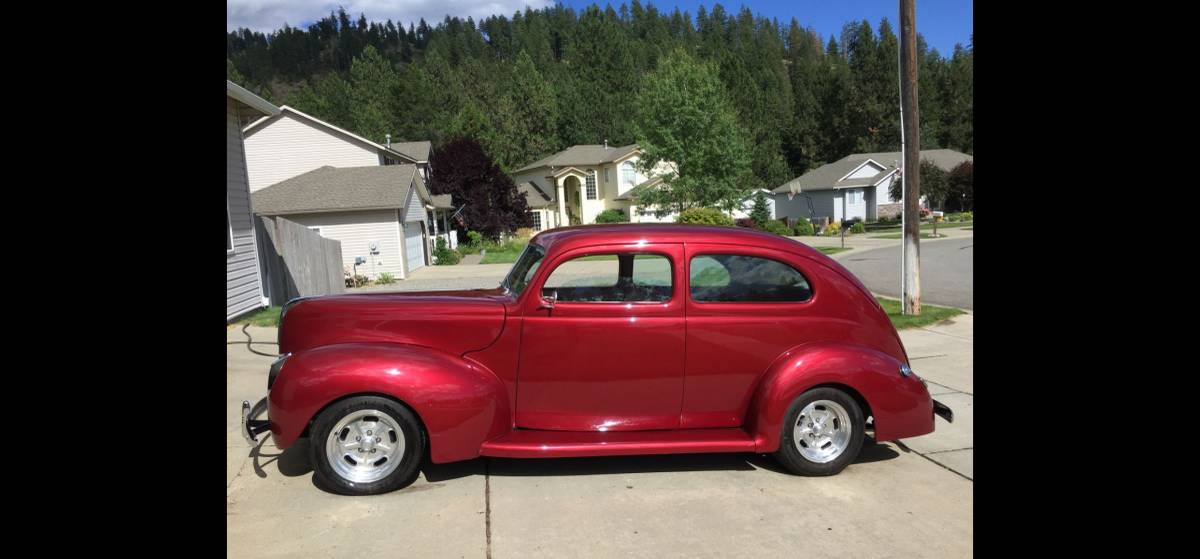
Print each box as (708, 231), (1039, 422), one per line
(516, 243), (685, 431)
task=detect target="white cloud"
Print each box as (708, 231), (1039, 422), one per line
(228, 0), (556, 33)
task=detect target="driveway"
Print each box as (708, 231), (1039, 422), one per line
(227, 316), (972, 557)
(835, 237), (973, 309)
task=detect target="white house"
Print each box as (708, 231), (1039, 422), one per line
(241, 105), (454, 269)
(511, 144), (675, 230)
(773, 149), (973, 223)
(729, 189), (777, 221)
(227, 81), (279, 321)
(251, 165), (434, 280)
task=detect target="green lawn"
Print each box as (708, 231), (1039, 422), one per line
(478, 240), (530, 264)
(816, 246), (852, 255)
(236, 306), (282, 327)
(875, 296), (964, 329)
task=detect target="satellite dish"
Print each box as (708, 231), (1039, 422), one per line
(368, 242), (378, 252)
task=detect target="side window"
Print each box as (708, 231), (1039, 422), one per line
(543, 253), (672, 302)
(690, 254), (812, 303)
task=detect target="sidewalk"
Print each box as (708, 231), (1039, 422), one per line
(895, 312), (973, 479)
(793, 225), (973, 256)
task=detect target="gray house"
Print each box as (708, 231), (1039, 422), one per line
(251, 165), (434, 280)
(227, 81), (280, 321)
(774, 149), (973, 222)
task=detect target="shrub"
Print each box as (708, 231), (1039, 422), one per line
(376, 272), (396, 284)
(433, 237), (460, 265)
(467, 230), (483, 247)
(735, 217), (759, 229)
(763, 220), (792, 236)
(823, 222), (841, 236)
(676, 207), (734, 226)
(961, 211), (973, 222)
(514, 227), (535, 238)
(595, 209), (629, 223)
(850, 222), (866, 234)
(792, 217), (814, 236)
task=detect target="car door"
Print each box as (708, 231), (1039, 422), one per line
(681, 243), (818, 429)
(516, 243), (685, 431)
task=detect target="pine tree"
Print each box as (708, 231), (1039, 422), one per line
(347, 45), (397, 143)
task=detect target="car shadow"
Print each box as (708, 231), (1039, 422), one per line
(249, 437), (899, 483)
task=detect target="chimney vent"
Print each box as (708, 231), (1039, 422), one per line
(604, 139), (608, 149)
(385, 134), (391, 147)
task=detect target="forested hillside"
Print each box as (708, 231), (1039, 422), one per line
(227, 2), (972, 187)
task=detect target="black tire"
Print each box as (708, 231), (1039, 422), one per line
(773, 387), (865, 476)
(309, 395), (426, 495)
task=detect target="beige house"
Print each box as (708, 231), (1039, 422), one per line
(511, 144), (676, 230)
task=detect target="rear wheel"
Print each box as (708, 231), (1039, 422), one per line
(773, 387), (864, 476)
(310, 396), (425, 495)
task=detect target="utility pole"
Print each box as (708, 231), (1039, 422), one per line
(900, 0), (921, 315)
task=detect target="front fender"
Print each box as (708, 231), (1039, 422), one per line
(746, 342), (933, 452)
(267, 343), (510, 463)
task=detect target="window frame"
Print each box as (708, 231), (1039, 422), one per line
(530, 211), (542, 231)
(538, 250), (677, 305)
(585, 171), (598, 200)
(621, 161), (637, 188)
(686, 251), (815, 305)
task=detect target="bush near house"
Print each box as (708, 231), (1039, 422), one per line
(676, 208), (735, 226)
(376, 272), (396, 284)
(734, 217), (758, 229)
(595, 209), (630, 223)
(792, 217), (814, 236)
(823, 222), (841, 236)
(433, 237), (460, 265)
(762, 220), (792, 236)
(850, 222), (866, 234)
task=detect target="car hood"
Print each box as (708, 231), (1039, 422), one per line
(278, 288), (509, 356)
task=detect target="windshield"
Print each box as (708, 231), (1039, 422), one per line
(501, 242), (546, 296)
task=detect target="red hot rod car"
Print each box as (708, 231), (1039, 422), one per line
(243, 224), (952, 495)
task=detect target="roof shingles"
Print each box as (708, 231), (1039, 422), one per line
(774, 149), (972, 193)
(251, 165), (421, 216)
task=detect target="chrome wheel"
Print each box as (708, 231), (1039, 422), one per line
(325, 409), (406, 484)
(792, 399), (852, 463)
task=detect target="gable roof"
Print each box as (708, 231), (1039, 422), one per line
(251, 164), (427, 216)
(515, 144), (640, 173)
(430, 194), (454, 209)
(774, 149), (972, 194)
(389, 141), (432, 163)
(519, 181), (556, 209)
(243, 105), (421, 165)
(227, 81), (279, 119)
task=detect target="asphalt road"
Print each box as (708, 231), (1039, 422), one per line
(837, 237), (973, 309)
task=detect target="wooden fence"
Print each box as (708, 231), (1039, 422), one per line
(256, 216), (344, 306)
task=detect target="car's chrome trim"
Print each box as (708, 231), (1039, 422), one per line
(241, 398), (271, 446)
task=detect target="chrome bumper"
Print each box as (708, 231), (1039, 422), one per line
(932, 399), (954, 423)
(241, 397), (271, 446)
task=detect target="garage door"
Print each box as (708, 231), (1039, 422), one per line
(404, 222), (425, 273)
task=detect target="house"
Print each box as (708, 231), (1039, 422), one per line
(729, 189), (777, 221)
(240, 105), (449, 271)
(773, 149), (973, 222)
(511, 143), (675, 230)
(227, 81), (279, 321)
(251, 165), (434, 280)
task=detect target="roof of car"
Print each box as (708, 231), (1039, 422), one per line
(529, 224), (824, 259)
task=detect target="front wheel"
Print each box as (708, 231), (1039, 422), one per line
(310, 396), (425, 495)
(773, 387), (865, 476)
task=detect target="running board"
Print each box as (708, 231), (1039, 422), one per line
(479, 428), (756, 459)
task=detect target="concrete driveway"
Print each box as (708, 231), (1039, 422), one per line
(227, 316), (972, 558)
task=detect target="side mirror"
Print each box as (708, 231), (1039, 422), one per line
(539, 290), (557, 310)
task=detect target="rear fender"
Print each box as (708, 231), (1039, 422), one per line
(267, 343), (510, 463)
(746, 342), (933, 452)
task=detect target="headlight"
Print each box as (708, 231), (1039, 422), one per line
(268, 352), (291, 390)
(899, 363), (919, 380)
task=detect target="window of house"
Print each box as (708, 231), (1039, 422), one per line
(226, 198), (234, 253)
(689, 254), (812, 303)
(585, 171), (597, 200)
(543, 253), (672, 303)
(622, 161), (637, 187)
(530, 211), (542, 231)
(604, 168), (610, 182)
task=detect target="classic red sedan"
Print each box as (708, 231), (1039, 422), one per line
(243, 224), (952, 495)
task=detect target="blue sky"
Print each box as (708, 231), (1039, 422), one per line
(229, 1), (972, 56)
(558, 0), (973, 55)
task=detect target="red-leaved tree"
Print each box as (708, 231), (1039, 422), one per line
(429, 137), (531, 241)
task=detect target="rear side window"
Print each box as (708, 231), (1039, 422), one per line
(690, 254), (812, 302)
